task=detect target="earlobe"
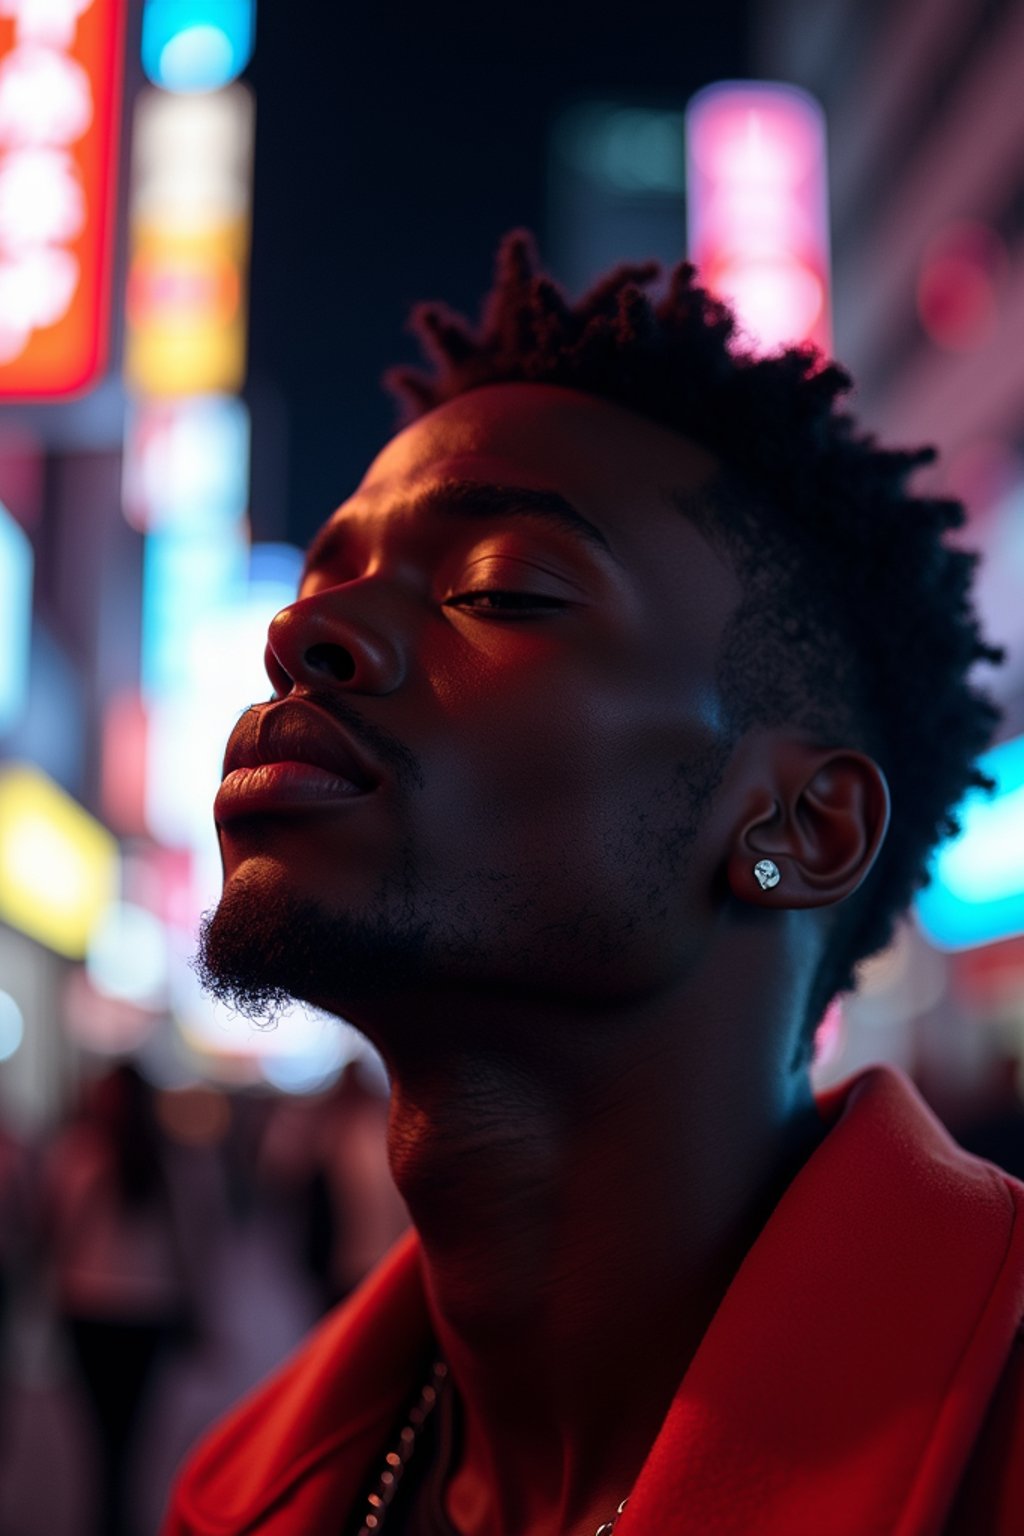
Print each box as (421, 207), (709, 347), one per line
(726, 739), (891, 911)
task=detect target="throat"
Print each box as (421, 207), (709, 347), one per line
(380, 1039), (826, 1536)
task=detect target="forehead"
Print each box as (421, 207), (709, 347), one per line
(360, 381), (720, 544)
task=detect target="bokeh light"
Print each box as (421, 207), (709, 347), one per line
(85, 899), (169, 1007)
(917, 221), (1008, 353)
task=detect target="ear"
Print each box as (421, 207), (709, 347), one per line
(725, 736), (891, 910)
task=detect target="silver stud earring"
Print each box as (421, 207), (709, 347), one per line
(754, 859), (780, 890)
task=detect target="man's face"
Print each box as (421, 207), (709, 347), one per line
(200, 383), (741, 1039)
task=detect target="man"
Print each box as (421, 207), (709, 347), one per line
(165, 232), (1024, 1535)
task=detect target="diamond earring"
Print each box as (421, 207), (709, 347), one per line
(754, 858), (780, 890)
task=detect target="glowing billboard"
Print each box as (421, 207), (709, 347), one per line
(124, 85), (254, 396)
(0, 0), (126, 398)
(685, 82), (831, 353)
(0, 762), (119, 957)
(916, 734), (1024, 950)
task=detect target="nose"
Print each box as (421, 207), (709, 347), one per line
(264, 587), (406, 697)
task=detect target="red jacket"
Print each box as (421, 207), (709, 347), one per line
(163, 1064), (1024, 1535)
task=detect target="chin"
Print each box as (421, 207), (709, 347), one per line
(194, 860), (434, 1025)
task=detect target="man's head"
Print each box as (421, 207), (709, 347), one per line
(198, 231), (1001, 1074)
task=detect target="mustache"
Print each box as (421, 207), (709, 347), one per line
(240, 691), (425, 791)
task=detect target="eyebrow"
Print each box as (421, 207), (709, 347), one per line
(301, 479), (624, 579)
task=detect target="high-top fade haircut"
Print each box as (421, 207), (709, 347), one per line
(382, 229), (1004, 1068)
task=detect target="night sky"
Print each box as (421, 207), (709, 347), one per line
(245, 3), (753, 549)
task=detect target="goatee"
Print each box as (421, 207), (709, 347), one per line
(192, 866), (431, 1025)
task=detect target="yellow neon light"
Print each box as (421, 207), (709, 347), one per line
(124, 219), (250, 395)
(0, 764), (119, 958)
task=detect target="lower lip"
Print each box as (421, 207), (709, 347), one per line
(215, 762), (375, 821)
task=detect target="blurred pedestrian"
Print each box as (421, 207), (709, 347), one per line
(39, 1062), (195, 1536)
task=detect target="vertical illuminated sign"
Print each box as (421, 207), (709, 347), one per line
(685, 82), (831, 354)
(0, 0), (126, 397)
(124, 86), (254, 396)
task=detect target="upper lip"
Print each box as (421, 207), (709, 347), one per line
(223, 700), (380, 791)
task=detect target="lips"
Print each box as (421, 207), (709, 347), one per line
(223, 699), (379, 789)
(216, 700), (381, 822)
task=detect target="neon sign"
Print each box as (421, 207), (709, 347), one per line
(0, 0), (125, 397)
(124, 86), (254, 396)
(686, 81), (831, 354)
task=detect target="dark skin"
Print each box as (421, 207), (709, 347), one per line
(214, 382), (891, 1536)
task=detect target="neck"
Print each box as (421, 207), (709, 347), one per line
(377, 986), (825, 1536)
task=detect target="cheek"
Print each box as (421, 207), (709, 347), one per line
(423, 647), (723, 876)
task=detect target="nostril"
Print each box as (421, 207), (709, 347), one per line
(304, 643), (356, 683)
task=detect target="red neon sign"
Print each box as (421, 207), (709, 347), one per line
(0, 0), (126, 399)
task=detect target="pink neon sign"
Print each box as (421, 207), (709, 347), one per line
(686, 82), (831, 354)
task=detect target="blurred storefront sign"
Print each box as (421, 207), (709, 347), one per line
(0, 761), (119, 957)
(916, 733), (1024, 950)
(123, 85), (253, 396)
(0, 0), (126, 397)
(685, 81), (831, 353)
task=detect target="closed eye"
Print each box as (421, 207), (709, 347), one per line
(444, 590), (570, 615)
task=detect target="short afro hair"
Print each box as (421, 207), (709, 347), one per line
(382, 229), (1004, 1069)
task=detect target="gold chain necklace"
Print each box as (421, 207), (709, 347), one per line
(354, 1359), (630, 1536)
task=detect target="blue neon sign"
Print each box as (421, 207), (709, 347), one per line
(142, 0), (255, 92)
